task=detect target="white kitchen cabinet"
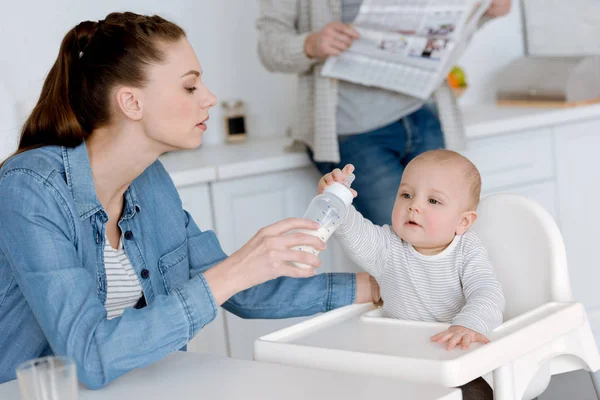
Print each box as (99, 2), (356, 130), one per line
(483, 181), (559, 223)
(554, 120), (600, 322)
(210, 167), (321, 255)
(462, 128), (555, 193)
(211, 167), (341, 360)
(177, 184), (229, 357)
(179, 184), (214, 232)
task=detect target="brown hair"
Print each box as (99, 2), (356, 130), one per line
(1, 12), (185, 167)
(409, 149), (482, 210)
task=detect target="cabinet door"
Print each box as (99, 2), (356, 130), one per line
(179, 184), (214, 232)
(211, 168), (342, 360)
(555, 122), (600, 331)
(462, 128), (554, 193)
(177, 184), (229, 357)
(483, 181), (559, 224)
(211, 168), (318, 253)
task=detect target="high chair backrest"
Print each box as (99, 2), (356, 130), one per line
(471, 194), (573, 321)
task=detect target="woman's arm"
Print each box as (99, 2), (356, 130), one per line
(185, 212), (370, 319)
(0, 172), (218, 389)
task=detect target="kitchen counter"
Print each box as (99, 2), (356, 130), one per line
(160, 136), (309, 187)
(462, 103), (600, 138)
(161, 103), (600, 187)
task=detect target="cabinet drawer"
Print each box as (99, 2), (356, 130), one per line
(462, 128), (554, 192)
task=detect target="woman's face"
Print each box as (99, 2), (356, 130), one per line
(139, 38), (217, 152)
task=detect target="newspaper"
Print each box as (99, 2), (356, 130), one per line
(321, 0), (491, 100)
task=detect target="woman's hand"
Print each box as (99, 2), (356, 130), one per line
(204, 218), (328, 305)
(318, 164), (358, 197)
(484, 0), (511, 18)
(304, 22), (360, 60)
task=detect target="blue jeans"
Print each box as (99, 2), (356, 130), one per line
(309, 105), (445, 226)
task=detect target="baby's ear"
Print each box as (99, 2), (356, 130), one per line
(456, 211), (477, 235)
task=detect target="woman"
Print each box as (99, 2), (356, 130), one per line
(0, 12), (377, 388)
(257, 0), (511, 226)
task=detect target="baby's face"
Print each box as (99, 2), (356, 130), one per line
(391, 160), (474, 252)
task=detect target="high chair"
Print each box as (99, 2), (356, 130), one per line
(254, 194), (600, 399)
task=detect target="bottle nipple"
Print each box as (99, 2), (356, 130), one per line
(343, 174), (355, 189)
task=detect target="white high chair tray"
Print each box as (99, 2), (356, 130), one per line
(254, 301), (587, 387)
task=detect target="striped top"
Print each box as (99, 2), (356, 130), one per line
(335, 206), (505, 334)
(104, 237), (143, 320)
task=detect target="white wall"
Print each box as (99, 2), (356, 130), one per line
(0, 0), (524, 161)
(0, 80), (19, 161)
(524, 0), (600, 57)
(0, 0), (297, 159)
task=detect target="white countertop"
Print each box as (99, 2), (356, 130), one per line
(0, 352), (460, 400)
(462, 103), (600, 138)
(160, 136), (310, 187)
(162, 103), (600, 187)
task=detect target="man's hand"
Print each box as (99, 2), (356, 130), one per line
(484, 0), (511, 18)
(304, 22), (360, 60)
(430, 325), (490, 350)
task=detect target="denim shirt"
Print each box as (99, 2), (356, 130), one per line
(0, 142), (356, 388)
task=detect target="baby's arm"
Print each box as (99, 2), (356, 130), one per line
(453, 238), (505, 335)
(334, 205), (392, 278)
(318, 165), (392, 278)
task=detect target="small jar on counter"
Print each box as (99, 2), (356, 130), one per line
(222, 100), (247, 143)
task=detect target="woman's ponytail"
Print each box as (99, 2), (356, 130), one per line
(1, 13), (186, 167)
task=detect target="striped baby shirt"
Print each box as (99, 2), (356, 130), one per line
(335, 206), (505, 334)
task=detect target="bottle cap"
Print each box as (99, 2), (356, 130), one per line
(324, 181), (354, 206)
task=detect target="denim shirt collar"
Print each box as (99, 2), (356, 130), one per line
(62, 141), (140, 221)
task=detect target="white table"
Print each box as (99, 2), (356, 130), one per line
(0, 351), (461, 399)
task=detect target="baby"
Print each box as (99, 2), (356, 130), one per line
(319, 149), (505, 351)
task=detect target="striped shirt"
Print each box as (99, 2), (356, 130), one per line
(104, 237), (143, 320)
(335, 206), (505, 334)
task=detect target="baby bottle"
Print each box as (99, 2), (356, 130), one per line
(291, 174), (355, 268)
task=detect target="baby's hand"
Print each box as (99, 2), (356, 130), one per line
(430, 325), (490, 351)
(318, 164), (358, 197)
